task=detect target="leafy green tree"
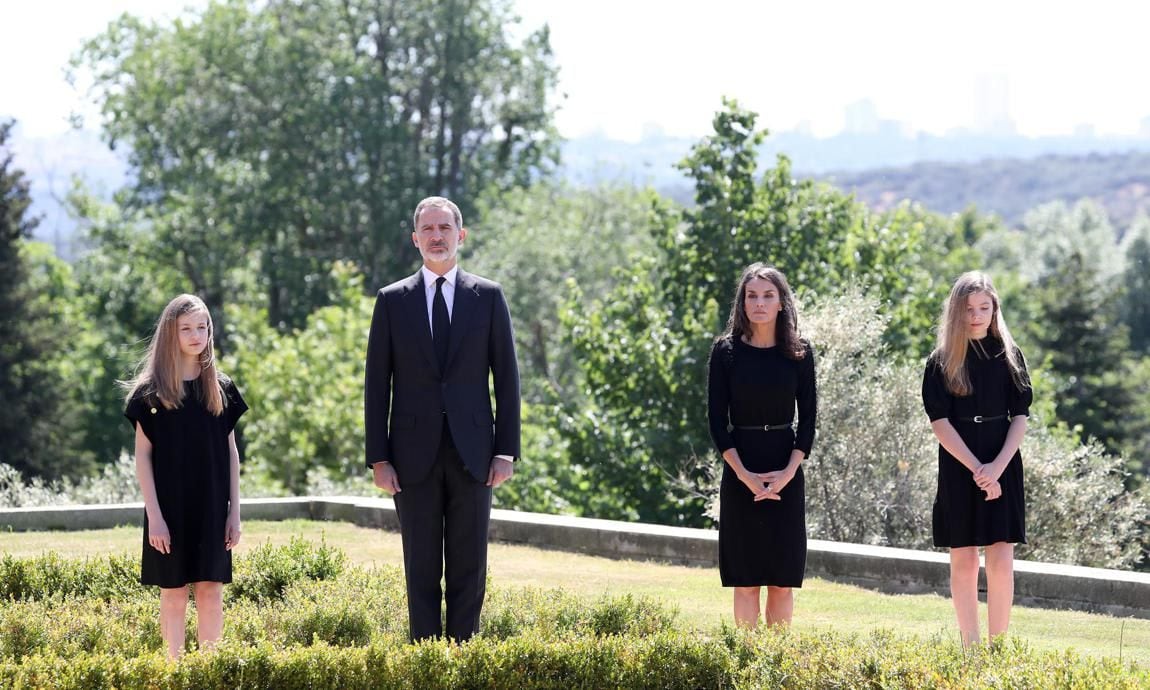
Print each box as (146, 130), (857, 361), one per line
(1019, 200), (1123, 283)
(1033, 250), (1137, 454)
(466, 182), (660, 403)
(222, 262), (373, 493)
(1120, 215), (1150, 354)
(988, 204), (1148, 482)
(75, 0), (559, 331)
(848, 201), (982, 358)
(0, 122), (93, 478)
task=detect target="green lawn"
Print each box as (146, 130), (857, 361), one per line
(3, 519), (1147, 667)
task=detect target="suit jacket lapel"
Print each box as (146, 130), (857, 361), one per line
(402, 271), (440, 376)
(446, 269), (478, 367)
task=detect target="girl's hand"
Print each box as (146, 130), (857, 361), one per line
(973, 462), (1002, 489)
(975, 460), (1002, 487)
(225, 513), (242, 550)
(982, 480), (1002, 501)
(738, 470), (780, 502)
(149, 517), (171, 554)
(986, 460), (1007, 483)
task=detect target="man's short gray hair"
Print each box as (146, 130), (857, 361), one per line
(412, 196), (463, 230)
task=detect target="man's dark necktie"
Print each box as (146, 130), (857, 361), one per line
(433, 276), (450, 370)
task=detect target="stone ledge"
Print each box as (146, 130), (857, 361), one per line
(2, 497), (1147, 619)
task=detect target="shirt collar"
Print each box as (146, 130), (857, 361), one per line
(421, 264), (459, 289)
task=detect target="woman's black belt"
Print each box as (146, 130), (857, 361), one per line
(733, 423), (794, 431)
(955, 414), (1008, 423)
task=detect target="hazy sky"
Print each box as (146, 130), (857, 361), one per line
(4, 0), (1149, 141)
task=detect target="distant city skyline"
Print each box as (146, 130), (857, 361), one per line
(4, 1), (1150, 142)
(513, 0), (1150, 142)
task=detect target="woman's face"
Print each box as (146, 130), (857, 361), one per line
(965, 291), (993, 339)
(744, 276), (782, 327)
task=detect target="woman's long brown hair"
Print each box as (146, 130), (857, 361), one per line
(719, 263), (806, 360)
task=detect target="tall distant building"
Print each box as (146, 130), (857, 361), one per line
(640, 122), (667, 141)
(844, 99), (880, 134)
(1073, 123), (1096, 138)
(974, 73), (1016, 136)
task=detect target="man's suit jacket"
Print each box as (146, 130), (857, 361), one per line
(364, 268), (520, 484)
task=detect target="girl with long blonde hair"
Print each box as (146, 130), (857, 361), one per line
(123, 294), (248, 659)
(922, 271), (1031, 647)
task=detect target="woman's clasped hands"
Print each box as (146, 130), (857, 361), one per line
(738, 466), (796, 502)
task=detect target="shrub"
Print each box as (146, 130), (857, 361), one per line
(0, 453), (139, 509)
(229, 537), (347, 602)
(800, 290), (936, 547)
(279, 578), (378, 647)
(1022, 428), (1150, 568)
(584, 593), (677, 637)
(0, 552), (144, 601)
(0, 607), (48, 659)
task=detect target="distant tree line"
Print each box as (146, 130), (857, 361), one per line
(820, 151), (1150, 232)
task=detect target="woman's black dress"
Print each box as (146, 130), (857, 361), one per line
(707, 337), (817, 587)
(125, 376), (247, 587)
(922, 336), (1031, 548)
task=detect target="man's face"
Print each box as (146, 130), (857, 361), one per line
(412, 207), (466, 268)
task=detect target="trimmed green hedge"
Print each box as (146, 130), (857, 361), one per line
(2, 631), (1147, 689)
(0, 537), (346, 604)
(1, 541), (1146, 688)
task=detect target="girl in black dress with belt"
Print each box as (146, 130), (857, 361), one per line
(708, 263), (817, 628)
(922, 271), (1031, 647)
(123, 294), (248, 659)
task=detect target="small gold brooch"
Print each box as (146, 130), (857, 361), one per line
(150, 407), (157, 414)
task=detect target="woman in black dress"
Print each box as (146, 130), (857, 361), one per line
(707, 263), (817, 628)
(922, 271), (1031, 647)
(123, 294), (247, 659)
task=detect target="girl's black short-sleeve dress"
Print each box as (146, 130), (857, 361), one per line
(707, 337), (817, 587)
(125, 376), (247, 587)
(922, 336), (1031, 548)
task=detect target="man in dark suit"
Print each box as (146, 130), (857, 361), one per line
(364, 196), (520, 642)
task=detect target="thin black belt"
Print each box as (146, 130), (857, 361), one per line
(733, 423), (793, 431)
(955, 414), (1007, 423)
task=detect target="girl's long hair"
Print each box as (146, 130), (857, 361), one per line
(934, 271), (1029, 396)
(718, 263), (806, 360)
(122, 294), (226, 415)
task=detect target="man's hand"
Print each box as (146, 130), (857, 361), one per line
(487, 457), (514, 488)
(373, 461), (402, 495)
